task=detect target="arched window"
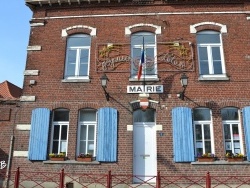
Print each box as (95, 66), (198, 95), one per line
(64, 34), (91, 79)
(193, 108), (214, 156)
(77, 108), (97, 156)
(196, 30), (226, 76)
(221, 107), (243, 155)
(131, 32), (157, 79)
(50, 109), (69, 155)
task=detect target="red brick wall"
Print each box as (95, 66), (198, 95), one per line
(14, 1), (250, 177)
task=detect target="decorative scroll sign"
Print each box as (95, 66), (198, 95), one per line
(96, 41), (194, 72)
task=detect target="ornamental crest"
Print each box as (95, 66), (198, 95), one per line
(96, 41), (194, 72)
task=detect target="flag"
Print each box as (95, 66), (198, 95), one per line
(137, 40), (145, 80)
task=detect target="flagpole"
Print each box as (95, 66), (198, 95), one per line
(142, 37), (146, 94)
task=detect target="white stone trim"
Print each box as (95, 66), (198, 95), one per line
(30, 11), (250, 21)
(24, 70), (39, 76)
(13, 151), (28, 157)
(190, 22), (227, 34)
(198, 74), (230, 81)
(30, 23), (45, 27)
(61, 78), (90, 83)
(61, 25), (97, 37)
(27, 46), (42, 51)
(245, 55), (250, 60)
(16, 124), (31, 131)
(156, 124), (162, 131)
(20, 96), (36, 102)
(125, 23), (161, 35)
(127, 125), (133, 131)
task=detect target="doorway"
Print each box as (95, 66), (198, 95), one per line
(133, 109), (157, 183)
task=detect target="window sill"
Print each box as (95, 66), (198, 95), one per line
(198, 74), (230, 81)
(43, 160), (100, 165)
(129, 77), (159, 82)
(191, 160), (250, 165)
(61, 78), (90, 83)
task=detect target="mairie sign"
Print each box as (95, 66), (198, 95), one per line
(127, 85), (163, 93)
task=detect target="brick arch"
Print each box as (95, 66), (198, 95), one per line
(125, 23), (161, 35)
(77, 103), (99, 110)
(189, 100), (241, 110)
(61, 25), (97, 37)
(190, 22), (227, 34)
(52, 102), (71, 110)
(218, 101), (241, 109)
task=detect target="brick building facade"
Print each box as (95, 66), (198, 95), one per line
(9, 0), (250, 185)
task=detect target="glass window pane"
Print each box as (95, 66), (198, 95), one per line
(80, 49), (89, 63)
(199, 47), (208, 61)
(221, 108), (239, 120)
(200, 60), (209, 75)
(131, 32), (155, 45)
(80, 125), (87, 140)
(224, 124), (231, 139)
(198, 47), (209, 75)
(79, 49), (89, 76)
(131, 48), (141, 76)
(80, 110), (96, 121)
(195, 124), (202, 140)
(67, 34), (90, 47)
(225, 141), (232, 154)
(145, 47), (155, 75)
(197, 33), (220, 44)
(204, 124), (211, 139)
(53, 125), (60, 139)
(54, 110), (69, 121)
(193, 108), (211, 121)
(79, 140), (86, 154)
(88, 125), (95, 140)
(205, 141), (212, 153)
(60, 141), (67, 152)
(233, 141), (240, 154)
(212, 47), (222, 74)
(79, 64), (88, 76)
(133, 109), (155, 122)
(61, 125), (68, 140)
(66, 50), (76, 77)
(196, 141), (203, 155)
(87, 141), (94, 154)
(52, 141), (58, 153)
(232, 124), (239, 138)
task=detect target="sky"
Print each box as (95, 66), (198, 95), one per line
(0, 1), (32, 88)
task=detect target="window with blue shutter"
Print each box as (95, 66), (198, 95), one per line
(172, 107), (195, 162)
(96, 107), (118, 162)
(243, 106), (250, 161)
(28, 108), (50, 160)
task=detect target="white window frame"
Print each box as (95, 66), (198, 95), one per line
(193, 108), (215, 156)
(222, 108), (244, 155)
(77, 110), (97, 157)
(50, 122), (69, 155)
(197, 31), (227, 80)
(130, 32), (157, 80)
(64, 34), (91, 80)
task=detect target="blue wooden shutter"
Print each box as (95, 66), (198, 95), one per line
(96, 107), (118, 162)
(172, 107), (195, 162)
(243, 106), (250, 161)
(28, 108), (50, 160)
